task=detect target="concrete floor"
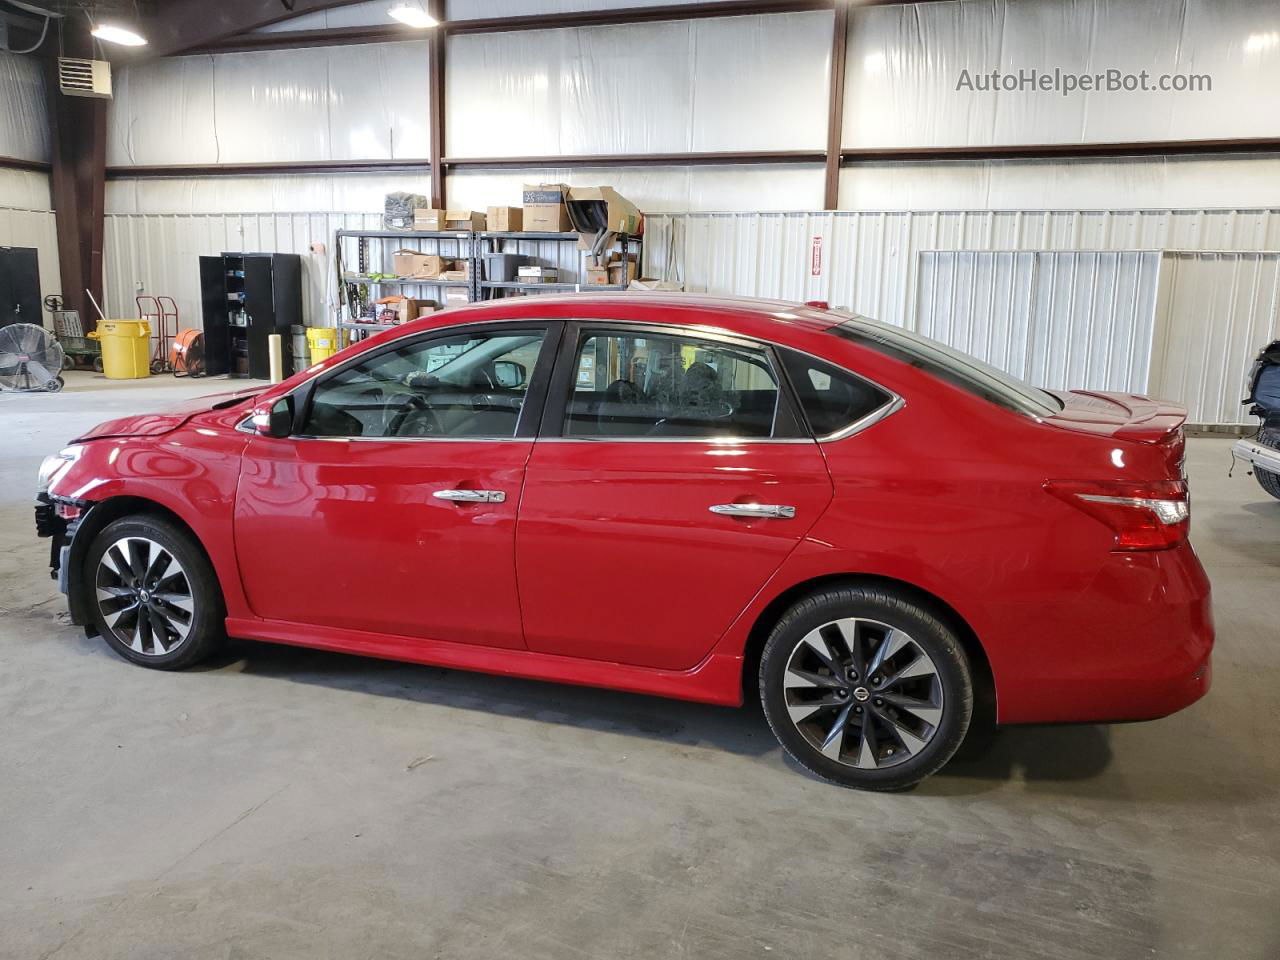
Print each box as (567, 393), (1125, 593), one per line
(1, 370), (1278, 959)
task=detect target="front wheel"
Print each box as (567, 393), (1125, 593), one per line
(85, 515), (225, 669)
(759, 585), (973, 791)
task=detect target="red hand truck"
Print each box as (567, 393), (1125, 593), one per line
(136, 296), (179, 374)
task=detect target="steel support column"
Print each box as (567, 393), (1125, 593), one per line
(45, 29), (107, 331)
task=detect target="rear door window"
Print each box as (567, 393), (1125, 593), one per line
(562, 329), (780, 438)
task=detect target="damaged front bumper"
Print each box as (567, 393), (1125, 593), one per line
(34, 492), (95, 629)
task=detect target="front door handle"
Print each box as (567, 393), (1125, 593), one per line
(433, 489), (507, 503)
(709, 503), (796, 519)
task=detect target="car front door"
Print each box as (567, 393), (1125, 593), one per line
(234, 321), (559, 648)
(515, 323), (835, 671)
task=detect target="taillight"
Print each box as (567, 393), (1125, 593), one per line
(1045, 480), (1189, 551)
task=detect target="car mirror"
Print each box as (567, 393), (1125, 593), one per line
(252, 397), (294, 438)
(493, 360), (526, 389)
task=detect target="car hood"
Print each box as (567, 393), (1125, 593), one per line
(74, 386), (268, 441)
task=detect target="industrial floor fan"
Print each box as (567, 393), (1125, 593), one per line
(0, 323), (65, 393)
(171, 328), (206, 377)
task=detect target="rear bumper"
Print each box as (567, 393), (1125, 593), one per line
(1233, 438), (1280, 474)
(991, 541), (1214, 725)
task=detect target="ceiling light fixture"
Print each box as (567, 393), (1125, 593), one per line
(90, 23), (148, 46)
(388, 3), (438, 29)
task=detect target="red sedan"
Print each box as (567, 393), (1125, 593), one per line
(35, 295), (1213, 790)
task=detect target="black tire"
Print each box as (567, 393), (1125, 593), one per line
(1255, 434), (1280, 500)
(1257, 468), (1280, 500)
(92, 355), (104, 373)
(759, 585), (973, 791)
(84, 515), (225, 670)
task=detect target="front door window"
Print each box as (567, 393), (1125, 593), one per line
(301, 329), (546, 438)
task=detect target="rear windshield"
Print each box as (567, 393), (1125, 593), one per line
(831, 316), (1062, 418)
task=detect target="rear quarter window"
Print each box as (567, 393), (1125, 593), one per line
(780, 349), (893, 439)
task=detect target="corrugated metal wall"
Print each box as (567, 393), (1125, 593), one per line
(103, 212), (383, 332)
(915, 250), (1162, 395)
(1149, 252), (1280, 425)
(645, 209), (1280, 328)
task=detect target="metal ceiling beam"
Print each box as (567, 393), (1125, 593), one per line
(839, 139), (1280, 163)
(443, 151), (826, 169)
(134, 0), (370, 58)
(190, 0), (837, 53)
(103, 159), (431, 179)
(0, 154), (51, 173)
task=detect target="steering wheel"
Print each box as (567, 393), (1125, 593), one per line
(386, 394), (443, 437)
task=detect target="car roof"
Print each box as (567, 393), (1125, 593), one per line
(398, 292), (843, 342)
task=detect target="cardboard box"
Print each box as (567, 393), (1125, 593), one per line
(486, 206), (523, 232)
(398, 297), (435, 324)
(586, 265), (611, 286)
(392, 250), (447, 278)
(413, 208), (445, 230)
(522, 183), (571, 232)
(608, 259), (638, 285)
(567, 186), (643, 237)
(439, 269), (467, 282)
(444, 209), (487, 231)
(517, 265), (559, 283)
(443, 289), (470, 307)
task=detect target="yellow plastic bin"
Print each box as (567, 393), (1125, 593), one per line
(306, 326), (341, 364)
(98, 319), (152, 379)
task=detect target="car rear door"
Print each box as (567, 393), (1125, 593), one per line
(234, 320), (560, 648)
(514, 322), (834, 671)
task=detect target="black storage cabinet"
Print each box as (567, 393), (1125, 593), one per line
(199, 252), (302, 378)
(0, 245), (41, 329)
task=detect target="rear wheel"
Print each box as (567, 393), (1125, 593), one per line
(759, 585), (973, 791)
(85, 515), (225, 669)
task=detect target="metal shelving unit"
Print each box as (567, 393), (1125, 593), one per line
(474, 230), (639, 302)
(333, 226), (642, 340)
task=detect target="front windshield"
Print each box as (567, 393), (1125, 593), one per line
(831, 315), (1062, 418)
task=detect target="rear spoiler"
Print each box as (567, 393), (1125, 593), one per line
(1069, 390), (1188, 444)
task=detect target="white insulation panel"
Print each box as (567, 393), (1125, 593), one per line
(108, 42), (431, 166)
(446, 13), (831, 156)
(915, 250), (1161, 395)
(447, 164), (824, 214)
(0, 51), (49, 163)
(844, 0), (1280, 148)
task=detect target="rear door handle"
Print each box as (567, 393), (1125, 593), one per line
(709, 503), (796, 519)
(433, 489), (507, 503)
